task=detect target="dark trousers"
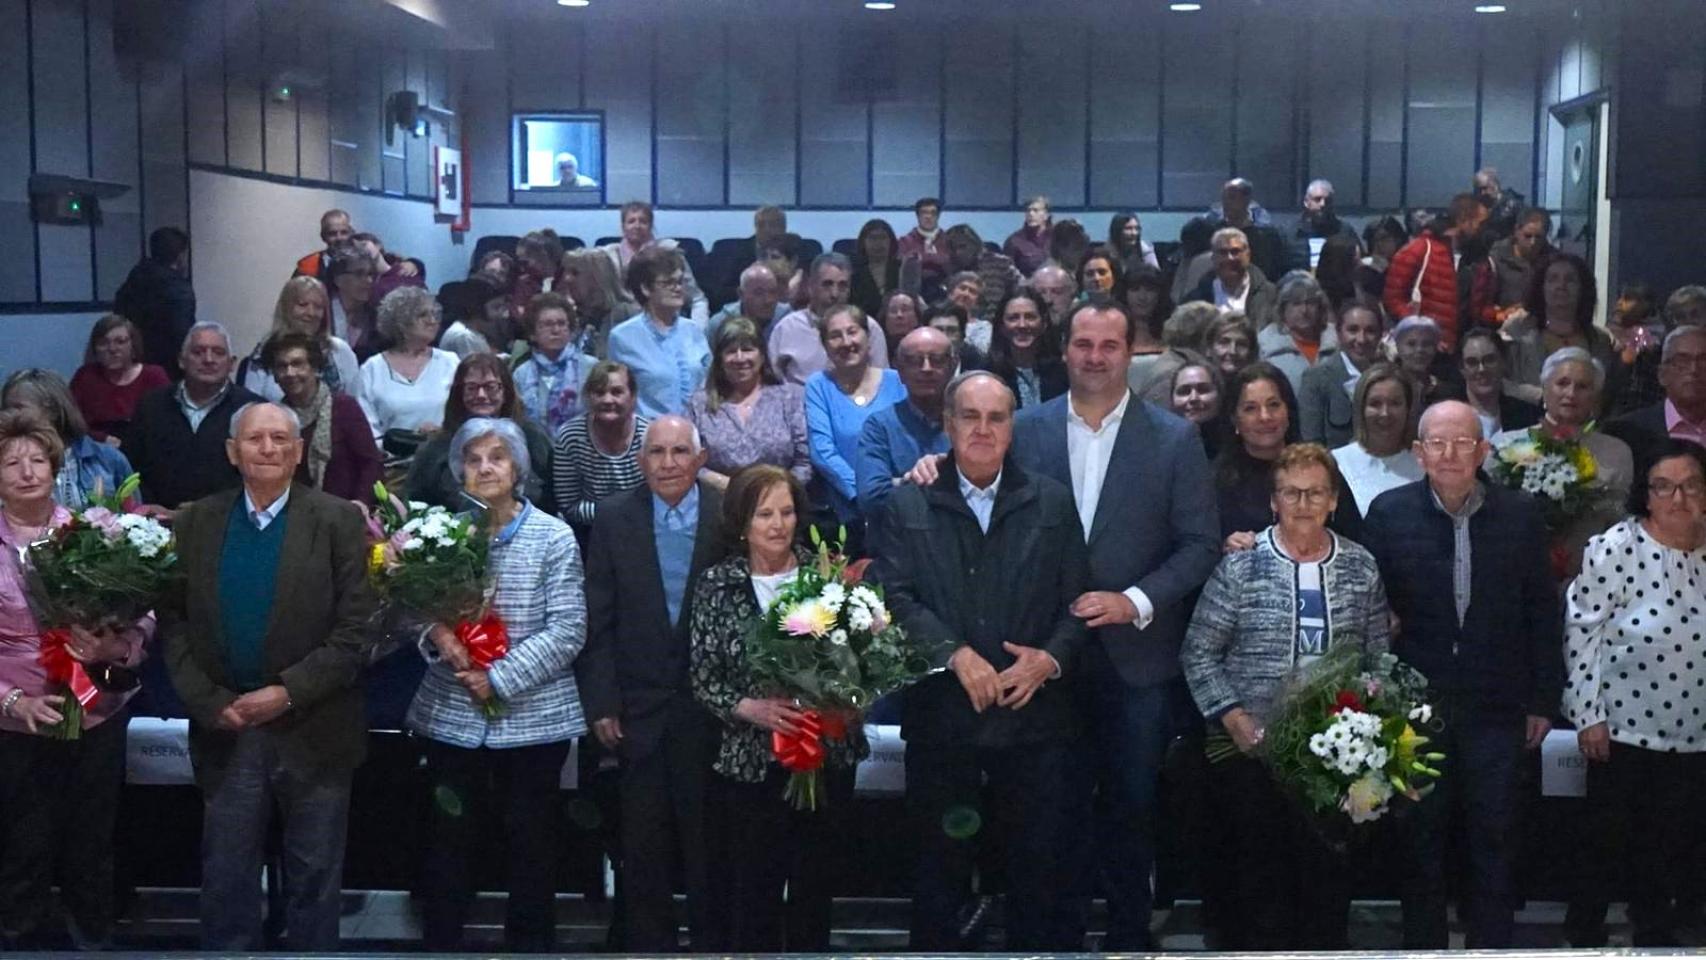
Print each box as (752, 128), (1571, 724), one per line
(1211, 753), (1351, 950)
(711, 764), (853, 952)
(420, 737), (573, 952)
(0, 713), (128, 949)
(1397, 702), (1524, 948)
(1571, 742), (1706, 946)
(1058, 650), (1175, 949)
(198, 726), (352, 952)
(906, 738), (1074, 951)
(617, 711), (718, 952)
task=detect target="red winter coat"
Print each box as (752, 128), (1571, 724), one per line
(1383, 233), (1459, 349)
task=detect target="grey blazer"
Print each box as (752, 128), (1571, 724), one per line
(1299, 352), (1356, 449)
(1012, 392), (1222, 688)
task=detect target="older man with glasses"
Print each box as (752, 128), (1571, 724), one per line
(854, 327), (956, 554)
(1608, 325), (1706, 474)
(1362, 400), (1563, 949)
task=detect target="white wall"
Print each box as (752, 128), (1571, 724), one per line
(0, 312), (105, 383)
(190, 169), (468, 356)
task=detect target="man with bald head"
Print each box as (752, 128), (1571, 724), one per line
(872, 371), (1088, 951)
(580, 414), (723, 950)
(705, 262), (787, 346)
(855, 327), (955, 551)
(1364, 399), (1562, 949)
(164, 400), (377, 951)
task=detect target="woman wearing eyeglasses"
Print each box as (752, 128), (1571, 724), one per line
(1182, 442), (1390, 950)
(1563, 441), (1706, 947)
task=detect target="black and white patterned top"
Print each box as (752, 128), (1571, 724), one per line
(550, 413), (650, 530)
(1564, 518), (1706, 752)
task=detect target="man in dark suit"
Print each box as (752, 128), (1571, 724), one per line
(1605, 325), (1706, 473)
(162, 401), (377, 952)
(1012, 301), (1221, 949)
(1300, 303), (1386, 448)
(580, 414), (724, 952)
(874, 372), (1089, 951)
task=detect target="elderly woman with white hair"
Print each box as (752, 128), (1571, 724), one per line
(1392, 314), (1459, 406)
(409, 415), (587, 952)
(356, 287), (459, 444)
(1493, 346), (1634, 579)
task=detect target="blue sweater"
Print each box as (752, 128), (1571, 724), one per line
(218, 500), (288, 692)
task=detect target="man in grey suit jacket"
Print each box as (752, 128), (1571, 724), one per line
(1299, 303), (1386, 448)
(1012, 302), (1221, 949)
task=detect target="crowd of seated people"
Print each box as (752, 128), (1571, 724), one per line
(2, 165), (1705, 955)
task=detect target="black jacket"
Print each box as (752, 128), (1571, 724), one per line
(1604, 402), (1691, 477)
(1363, 480), (1563, 716)
(850, 258), (902, 320)
(114, 259), (198, 378)
(872, 456), (1089, 748)
(126, 383), (259, 509)
(1285, 214), (1357, 274)
(579, 482), (724, 761)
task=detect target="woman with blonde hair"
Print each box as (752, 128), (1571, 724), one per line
(563, 247), (636, 358)
(236, 275), (360, 399)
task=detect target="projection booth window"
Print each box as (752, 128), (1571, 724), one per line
(512, 113), (605, 199)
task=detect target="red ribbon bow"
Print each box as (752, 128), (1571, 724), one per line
(39, 629), (100, 709)
(770, 710), (849, 773)
(456, 615), (510, 669)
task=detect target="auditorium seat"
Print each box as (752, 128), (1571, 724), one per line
(467, 234), (519, 273)
(798, 238), (824, 261)
(594, 235), (619, 247)
(832, 238), (856, 256)
(561, 235), (585, 251)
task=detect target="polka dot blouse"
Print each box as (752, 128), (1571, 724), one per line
(1564, 518), (1706, 752)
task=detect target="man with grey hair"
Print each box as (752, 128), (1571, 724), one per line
(578, 412), (723, 951)
(164, 399), (377, 951)
(1189, 227), (1278, 328)
(1364, 399), (1561, 949)
(1288, 178), (1357, 271)
(1608, 324), (1706, 472)
(126, 321), (260, 511)
(555, 152), (597, 188)
(872, 370), (1089, 951)
(1207, 178), (1286, 282)
(705, 261), (787, 345)
(709, 205), (788, 310)
(1031, 263), (1077, 324)
(767, 252), (889, 384)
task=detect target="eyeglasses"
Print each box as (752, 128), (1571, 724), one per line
(1419, 437), (1482, 457)
(535, 318), (575, 331)
(1461, 356), (1501, 371)
(1662, 355), (1706, 371)
(1650, 479), (1706, 499)
(1276, 486), (1332, 505)
(652, 276), (686, 290)
(904, 352), (955, 369)
(462, 381), (504, 397)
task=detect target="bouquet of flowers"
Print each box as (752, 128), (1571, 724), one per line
(1488, 424), (1604, 529)
(366, 483), (507, 716)
(746, 527), (926, 810)
(1211, 645), (1445, 828)
(23, 474), (176, 739)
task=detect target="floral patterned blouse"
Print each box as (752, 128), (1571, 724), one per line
(686, 383), (813, 488)
(689, 547), (868, 782)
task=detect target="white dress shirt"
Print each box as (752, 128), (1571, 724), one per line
(957, 468), (1001, 533)
(1065, 392), (1154, 628)
(1212, 274), (1251, 313)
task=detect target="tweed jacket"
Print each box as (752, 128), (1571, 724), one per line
(1182, 527), (1391, 725)
(407, 503), (588, 749)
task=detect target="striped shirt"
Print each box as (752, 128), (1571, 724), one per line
(406, 504), (588, 749)
(551, 413), (650, 529)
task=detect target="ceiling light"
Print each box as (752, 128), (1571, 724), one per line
(1169, 2), (1202, 10)
(557, 0), (589, 6)
(1474, 3), (1507, 11)
(864, 0), (896, 7)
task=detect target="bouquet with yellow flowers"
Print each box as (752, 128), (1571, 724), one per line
(1488, 423), (1605, 530)
(1211, 645), (1444, 831)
